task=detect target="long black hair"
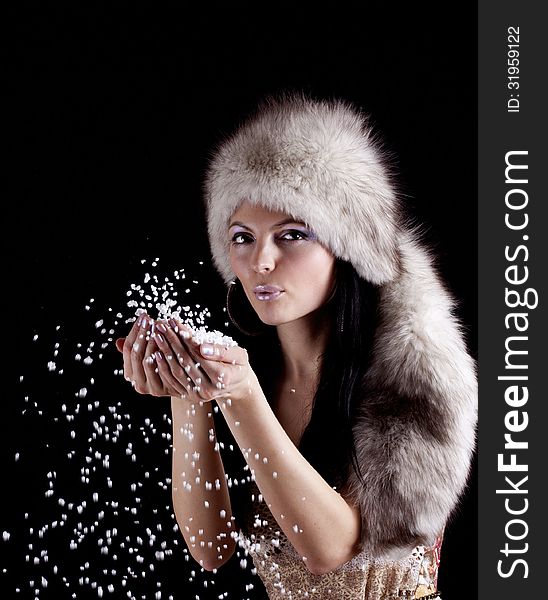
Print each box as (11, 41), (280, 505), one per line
(298, 259), (379, 490)
(227, 258), (379, 493)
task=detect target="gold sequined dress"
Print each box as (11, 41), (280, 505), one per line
(236, 482), (443, 600)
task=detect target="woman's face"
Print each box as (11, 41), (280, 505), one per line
(228, 202), (336, 327)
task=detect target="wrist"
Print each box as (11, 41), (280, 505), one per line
(170, 395), (214, 419)
(217, 373), (264, 412)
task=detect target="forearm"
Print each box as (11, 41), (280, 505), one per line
(171, 396), (236, 570)
(217, 383), (361, 574)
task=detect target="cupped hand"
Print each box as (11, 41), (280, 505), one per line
(115, 314), (256, 403)
(115, 313), (185, 398)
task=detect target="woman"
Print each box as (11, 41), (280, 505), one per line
(117, 95), (477, 599)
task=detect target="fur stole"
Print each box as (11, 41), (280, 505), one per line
(341, 230), (477, 560)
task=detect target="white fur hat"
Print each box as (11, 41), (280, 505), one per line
(204, 95), (402, 285)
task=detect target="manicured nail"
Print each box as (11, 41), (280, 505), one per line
(155, 351), (163, 361)
(155, 333), (164, 344)
(141, 317), (148, 329)
(137, 316), (143, 327)
(156, 322), (167, 334)
(201, 344), (214, 356)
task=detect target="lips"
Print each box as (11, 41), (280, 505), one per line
(253, 284), (284, 301)
(253, 284), (283, 293)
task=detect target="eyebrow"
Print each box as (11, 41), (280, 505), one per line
(228, 218), (306, 230)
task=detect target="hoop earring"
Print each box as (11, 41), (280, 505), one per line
(325, 276), (342, 332)
(226, 279), (268, 337)
(326, 279), (338, 305)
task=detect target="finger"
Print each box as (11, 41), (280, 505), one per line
(124, 313), (147, 350)
(154, 321), (196, 380)
(115, 338), (125, 353)
(139, 339), (173, 397)
(164, 318), (224, 395)
(199, 341), (248, 367)
(147, 341), (189, 398)
(195, 340), (246, 397)
(128, 315), (153, 389)
(153, 321), (205, 396)
(139, 339), (164, 395)
(166, 318), (225, 402)
(163, 320), (208, 375)
(122, 313), (149, 380)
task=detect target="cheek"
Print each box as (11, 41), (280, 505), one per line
(288, 249), (335, 295)
(229, 249), (246, 278)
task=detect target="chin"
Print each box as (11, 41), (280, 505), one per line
(255, 311), (286, 327)
(251, 305), (287, 326)
(255, 307), (313, 327)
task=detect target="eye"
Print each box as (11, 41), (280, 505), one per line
(231, 232), (253, 245)
(230, 229), (313, 245)
(279, 229), (308, 241)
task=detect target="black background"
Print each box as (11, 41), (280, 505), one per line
(6, 3), (477, 599)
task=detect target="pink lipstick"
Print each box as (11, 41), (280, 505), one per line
(253, 284), (284, 301)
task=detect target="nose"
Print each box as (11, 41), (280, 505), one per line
(251, 239), (276, 274)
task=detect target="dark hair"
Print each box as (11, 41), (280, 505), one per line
(299, 259), (379, 490)
(229, 259), (379, 492)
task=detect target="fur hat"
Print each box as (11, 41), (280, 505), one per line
(204, 94), (401, 285)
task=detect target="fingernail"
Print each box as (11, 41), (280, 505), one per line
(137, 316), (143, 327)
(155, 351), (163, 361)
(157, 322), (167, 334)
(201, 344), (214, 356)
(155, 333), (164, 344)
(141, 317), (148, 329)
